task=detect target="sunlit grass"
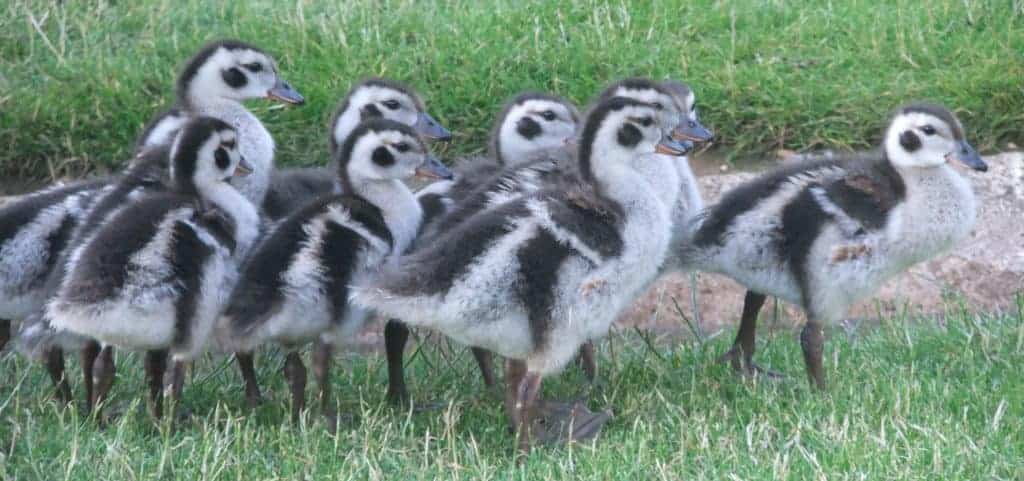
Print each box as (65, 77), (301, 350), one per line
(1, 0), (1023, 180)
(2, 304), (1022, 479)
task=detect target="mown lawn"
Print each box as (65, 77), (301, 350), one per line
(1, 0), (1023, 180)
(2, 302), (1022, 480)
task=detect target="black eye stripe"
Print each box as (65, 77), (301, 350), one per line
(215, 148), (231, 170)
(372, 145), (396, 166)
(899, 130), (922, 152)
(617, 124), (642, 147)
(516, 117), (542, 140)
(221, 67), (247, 88)
(361, 104), (383, 119)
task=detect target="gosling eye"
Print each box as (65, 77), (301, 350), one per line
(394, 142), (411, 153)
(921, 125), (937, 136)
(638, 117), (653, 127)
(244, 62), (263, 72)
(382, 100), (402, 110)
(540, 110), (557, 121)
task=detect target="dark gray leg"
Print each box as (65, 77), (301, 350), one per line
(168, 360), (188, 419)
(144, 350), (168, 419)
(45, 347), (72, 404)
(504, 359), (527, 432)
(91, 346), (116, 419)
(512, 370), (543, 460)
(471, 347), (497, 388)
(384, 319), (410, 404)
(719, 291), (782, 377)
(0, 319), (9, 352)
(800, 320), (826, 391)
(577, 341), (597, 382)
(235, 351), (262, 409)
(81, 341), (100, 413)
(283, 352), (307, 425)
(312, 341), (337, 433)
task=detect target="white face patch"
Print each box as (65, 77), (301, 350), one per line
(188, 48), (280, 103)
(347, 130), (426, 184)
(497, 99), (578, 166)
(183, 129), (243, 189)
(613, 87), (683, 133)
(333, 86), (421, 148)
(885, 112), (959, 170)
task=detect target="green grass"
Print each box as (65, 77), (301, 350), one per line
(2, 303), (1023, 480)
(2, 0), (1024, 180)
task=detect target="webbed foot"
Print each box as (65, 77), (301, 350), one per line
(531, 399), (613, 445)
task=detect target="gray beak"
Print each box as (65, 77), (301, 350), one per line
(234, 156), (254, 177)
(267, 79), (305, 105)
(672, 115), (714, 143)
(655, 137), (694, 156)
(414, 112), (453, 142)
(415, 155), (454, 180)
(952, 140), (987, 172)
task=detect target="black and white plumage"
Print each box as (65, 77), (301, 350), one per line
(4, 40), (288, 399)
(263, 78), (450, 220)
(135, 108), (189, 156)
(15, 146), (174, 353)
(0, 181), (107, 328)
(143, 39), (303, 208)
(438, 79), (700, 240)
(352, 97), (688, 453)
(2, 128), (188, 353)
(5, 41), (295, 350)
(216, 119), (450, 428)
(10, 41), (294, 403)
(414, 92), (579, 230)
(45, 118), (259, 416)
(417, 92), (581, 239)
(380, 92), (581, 403)
(682, 103), (986, 389)
(400, 81), (699, 398)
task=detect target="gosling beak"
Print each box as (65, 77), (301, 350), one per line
(414, 112), (453, 142)
(948, 140), (987, 172)
(267, 79), (305, 105)
(671, 116), (714, 143)
(415, 155), (454, 180)
(655, 137), (694, 156)
(234, 156), (254, 177)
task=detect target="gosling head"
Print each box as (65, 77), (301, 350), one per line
(577, 97), (689, 183)
(176, 39), (304, 108)
(599, 78), (694, 153)
(169, 117), (254, 196)
(490, 92), (580, 167)
(659, 80), (714, 143)
(329, 78), (451, 154)
(336, 118), (453, 193)
(884, 103), (986, 172)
